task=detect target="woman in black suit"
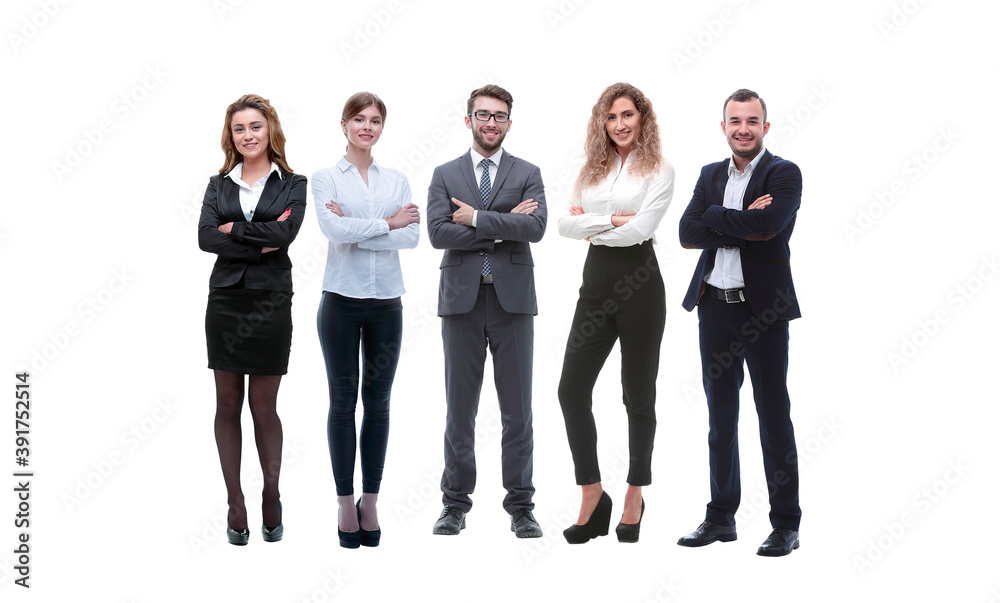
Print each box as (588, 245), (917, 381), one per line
(198, 94), (307, 545)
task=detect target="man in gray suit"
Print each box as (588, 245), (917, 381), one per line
(427, 84), (546, 538)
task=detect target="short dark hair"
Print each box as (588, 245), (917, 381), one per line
(467, 84), (513, 115)
(723, 88), (767, 122)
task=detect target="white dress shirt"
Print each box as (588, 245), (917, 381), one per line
(227, 161), (282, 221)
(470, 147), (502, 229)
(312, 157), (419, 299)
(705, 147), (766, 289)
(558, 152), (674, 246)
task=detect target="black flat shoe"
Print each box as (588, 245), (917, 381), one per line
(227, 526), (249, 546)
(262, 501), (283, 542)
(357, 500), (381, 547)
(757, 528), (799, 556)
(510, 508), (543, 538)
(563, 490), (612, 544)
(615, 498), (645, 543)
(432, 506), (467, 535)
(677, 520), (737, 547)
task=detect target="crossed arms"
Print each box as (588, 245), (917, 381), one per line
(426, 163), (547, 251)
(679, 161), (801, 250)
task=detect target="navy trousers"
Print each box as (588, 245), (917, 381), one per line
(698, 293), (800, 530)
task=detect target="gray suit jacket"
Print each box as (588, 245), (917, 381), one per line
(427, 150), (547, 316)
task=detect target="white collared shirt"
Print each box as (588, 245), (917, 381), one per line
(558, 152), (675, 247)
(469, 147), (503, 229)
(312, 157), (419, 299)
(227, 161), (282, 221)
(705, 147), (767, 289)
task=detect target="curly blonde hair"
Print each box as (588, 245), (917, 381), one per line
(576, 83), (661, 191)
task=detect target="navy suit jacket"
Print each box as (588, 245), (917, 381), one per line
(679, 150), (801, 321)
(198, 171), (308, 291)
(427, 150), (546, 316)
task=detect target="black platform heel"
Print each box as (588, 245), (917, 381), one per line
(563, 490), (612, 544)
(357, 500), (381, 547)
(339, 502), (361, 549)
(615, 498), (645, 543)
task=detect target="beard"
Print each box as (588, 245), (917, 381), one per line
(473, 126), (506, 153)
(727, 134), (763, 160)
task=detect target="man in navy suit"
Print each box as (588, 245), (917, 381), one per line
(677, 89), (802, 556)
(426, 84), (546, 538)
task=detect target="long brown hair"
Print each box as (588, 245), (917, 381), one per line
(576, 83), (661, 191)
(219, 94), (293, 174)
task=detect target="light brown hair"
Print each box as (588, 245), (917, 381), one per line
(219, 94), (292, 174)
(576, 83), (662, 191)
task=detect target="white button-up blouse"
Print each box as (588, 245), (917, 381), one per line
(558, 152), (674, 247)
(312, 157), (418, 299)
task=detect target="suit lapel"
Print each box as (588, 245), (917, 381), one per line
(252, 172), (286, 221)
(219, 176), (244, 221)
(742, 150), (774, 209)
(712, 160), (729, 206)
(457, 151), (481, 206)
(486, 152), (513, 208)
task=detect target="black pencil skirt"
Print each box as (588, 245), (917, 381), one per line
(205, 288), (293, 375)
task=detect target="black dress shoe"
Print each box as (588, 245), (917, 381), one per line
(615, 499), (645, 543)
(357, 500), (381, 547)
(676, 521), (737, 547)
(227, 526), (249, 546)
(510, 508), (543, 538)
(432, 506), (466, 535)
(262, 501), (283, 542)
(563, 490), (612, 544)
(757, 528), (799, 556)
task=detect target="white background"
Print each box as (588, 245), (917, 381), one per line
(2, 0), (998, 600)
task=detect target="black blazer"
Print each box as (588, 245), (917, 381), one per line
(198, 170), (308, 291)
(678, 150), (802, 320)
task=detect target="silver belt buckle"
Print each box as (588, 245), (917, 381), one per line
(724, 288), (745, 303)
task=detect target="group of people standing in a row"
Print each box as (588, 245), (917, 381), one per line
(198, 83), (804, 557)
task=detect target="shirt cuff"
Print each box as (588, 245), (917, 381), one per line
(472, 209), (478, 228)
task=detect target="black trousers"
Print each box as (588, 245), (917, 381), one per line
(317, 291), (402, 496)
(558, 241), (665, 486)
(697, 293), (801, 530)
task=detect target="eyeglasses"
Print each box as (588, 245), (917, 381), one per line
(469, 110), (510, 124)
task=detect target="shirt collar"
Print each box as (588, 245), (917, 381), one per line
(227, 161), (283, 184)
(728, 147), (766, 178)
(471, 147), (503, 169)
(337, 156), (381, 173)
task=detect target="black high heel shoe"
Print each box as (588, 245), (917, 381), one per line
(615, 498), (645, 543)
(227, 504), (249, 546)
(338, 502), (361, 549)
(227, 526), (249, 546)
(357, 500), (381, 547)
(262, 501), (283, 542)
(563, 490), (612, 544)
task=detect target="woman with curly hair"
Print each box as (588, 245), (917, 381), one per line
(557, 82), (674, 544)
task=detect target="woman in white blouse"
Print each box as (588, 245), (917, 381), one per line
(558, 83), (674, 544)
(312, 92), (420, 548)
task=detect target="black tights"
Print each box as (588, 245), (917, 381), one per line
(213, 369), (283, 530)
